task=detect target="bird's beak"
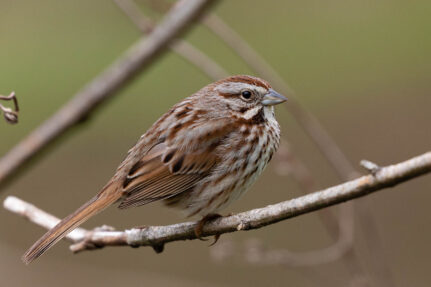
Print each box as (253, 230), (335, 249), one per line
(261, 89), (287, 106)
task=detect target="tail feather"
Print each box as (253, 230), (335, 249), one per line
(22, 190), (121, 264)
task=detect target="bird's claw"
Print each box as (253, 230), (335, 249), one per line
(194, 213), (223, 243)
(209, 234), (221, 246)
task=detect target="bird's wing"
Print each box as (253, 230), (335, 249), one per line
(118, 126), (227, 209)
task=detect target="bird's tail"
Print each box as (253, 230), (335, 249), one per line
(22, 185), (122, 264)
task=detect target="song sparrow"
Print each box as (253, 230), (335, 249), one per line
(23, 75), (287, 264)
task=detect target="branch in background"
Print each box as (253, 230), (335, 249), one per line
(0, 92), (19, 124)
(4, 152), (430, 254)
(273, 140), (316, 191)
(265, 142), (354, 267)
(0, 0), (217, 186)
(273, 140), (349, 243)
(242, 229), (352, 267)
(114, 0), (228, 80)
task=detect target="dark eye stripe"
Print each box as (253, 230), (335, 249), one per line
(218, 92), (237, 98)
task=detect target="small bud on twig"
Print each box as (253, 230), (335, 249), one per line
(360, 160), (381, 175)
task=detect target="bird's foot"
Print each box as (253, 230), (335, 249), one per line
(194, 213), (223, 244)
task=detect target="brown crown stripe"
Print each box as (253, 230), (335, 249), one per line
(217, 75), (271, 90)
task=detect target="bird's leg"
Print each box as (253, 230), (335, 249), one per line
(194, 213), (223, 243)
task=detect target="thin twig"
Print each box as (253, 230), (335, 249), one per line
(0, 92), (19, 124)
(0, 0), (217, 186)
(4, 152), (430, 254)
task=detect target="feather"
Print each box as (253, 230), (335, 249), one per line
(118, 131), (222, 209)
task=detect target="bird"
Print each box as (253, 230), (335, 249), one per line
(22, 75), (287, 264)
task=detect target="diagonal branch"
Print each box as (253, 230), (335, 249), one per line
(114, 0), (228, 80)
(4, 152), (430, 254)
(0, 0), (217, 187)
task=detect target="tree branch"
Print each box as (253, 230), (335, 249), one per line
(0, 0), (217, 187)
(4, 152), (430, 254)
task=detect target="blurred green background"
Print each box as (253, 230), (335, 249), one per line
(0, 0), (430, 286)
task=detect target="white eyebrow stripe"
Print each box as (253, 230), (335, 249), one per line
(215, 82), (268, 94)
(255, 86), (267, 94)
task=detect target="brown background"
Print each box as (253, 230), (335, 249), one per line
(0, 0), (430, 286)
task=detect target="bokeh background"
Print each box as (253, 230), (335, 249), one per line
(0, 0), (430, 286)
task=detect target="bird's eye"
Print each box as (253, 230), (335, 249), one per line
(241, 90), (252, 100)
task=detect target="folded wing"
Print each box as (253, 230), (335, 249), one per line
(118, 137), (221, 209)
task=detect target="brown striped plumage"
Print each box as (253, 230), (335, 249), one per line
(22, 75), (287, 264)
